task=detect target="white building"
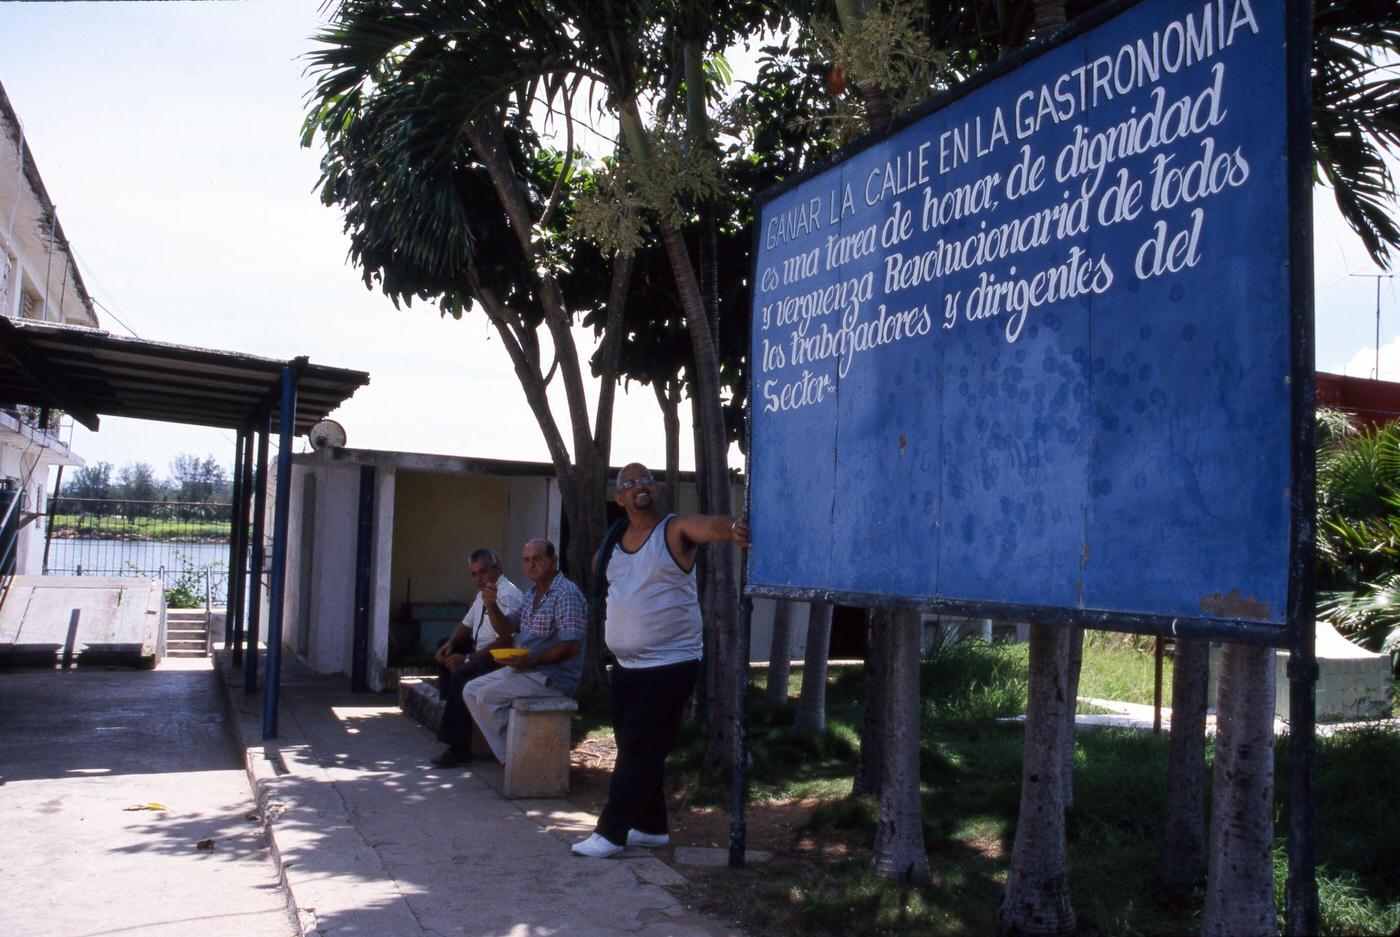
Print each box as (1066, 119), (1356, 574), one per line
(278, 446), (810, 690)
(0, 81), (96, 575)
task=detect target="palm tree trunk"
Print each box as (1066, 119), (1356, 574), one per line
(653, 219), (736, 771)
(1158, 637), (1209, 892)
(853, 608), (888, 798)
(654, 204), (738, 776)
(794, 602), (834, 734)
(690, 392), (714, 728)
(873, 608), (929, 881)
(652, 379), (681, 515)
(1202, 643), (1277, 937)
(999, 623), (1076, 937)
(766, 600), (796, 707)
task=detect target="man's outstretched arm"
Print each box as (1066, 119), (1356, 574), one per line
(667, 514), (750, 568)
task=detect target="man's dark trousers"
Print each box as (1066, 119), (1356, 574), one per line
(437, 651), (500, 747)
(596, 659), (699, 845)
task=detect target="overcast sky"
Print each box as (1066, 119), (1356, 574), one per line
(1, 1), (1396, 478)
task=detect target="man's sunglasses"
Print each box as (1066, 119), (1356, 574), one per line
(617, 475), (656, 492)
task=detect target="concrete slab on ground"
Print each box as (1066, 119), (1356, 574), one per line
(216, 650), (739, 937)
(0, 661), (295, 936)
(1000, 697), (1399, 737)
(0, 575), (165, 667)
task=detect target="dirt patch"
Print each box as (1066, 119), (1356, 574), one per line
(568, 735), (854, 857)
(964, 831), (1005, 862)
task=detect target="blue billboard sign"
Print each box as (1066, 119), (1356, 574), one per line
(747, 0), (1309, 638)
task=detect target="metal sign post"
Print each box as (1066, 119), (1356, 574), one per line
(1283, 0), (1318, 930)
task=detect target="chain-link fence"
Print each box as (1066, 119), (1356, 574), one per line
(44, 497), (233, 606)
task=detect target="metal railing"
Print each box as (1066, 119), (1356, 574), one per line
(44, 496), (232, 605)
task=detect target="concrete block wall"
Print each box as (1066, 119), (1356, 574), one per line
(1207, 625), (1393, 722)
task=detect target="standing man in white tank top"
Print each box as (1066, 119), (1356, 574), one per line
(571, 463), (750, 859)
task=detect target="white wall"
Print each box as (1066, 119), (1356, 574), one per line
(0, 428), (71, 576)
(283, 453), (564, 689)
(501, 474), (559, 586)
(283, 459), (362, 677)
(282, 454), (830, 686)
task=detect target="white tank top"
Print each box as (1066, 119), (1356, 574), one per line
(605, 515), (703, 669)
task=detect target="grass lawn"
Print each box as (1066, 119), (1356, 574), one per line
(626, 639), (1400, 936)
(48, 515), (230, 541)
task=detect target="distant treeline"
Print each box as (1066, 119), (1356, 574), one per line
(57, 455), (232, 519)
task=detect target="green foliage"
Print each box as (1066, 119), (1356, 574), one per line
(1316, 411), (1400, 659)
(569, 124), (724, 257)
(1078, 631), (1172, 706)
(163, 582), (203, 610)
(1310, 1), (1400, 268)
(48, 515), (229, 542)
(806, 2), (951, 140)
(162, 551), (212, 610)
(672, 643), (1400, 936)
(919, 638), (1029, 722)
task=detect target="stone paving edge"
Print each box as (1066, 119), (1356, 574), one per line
(212, 651), (420, 937)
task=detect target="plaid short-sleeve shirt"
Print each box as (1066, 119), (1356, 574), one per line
(517, 573), (588, 695)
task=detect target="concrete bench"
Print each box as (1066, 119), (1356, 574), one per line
(471, 696), (578, 798)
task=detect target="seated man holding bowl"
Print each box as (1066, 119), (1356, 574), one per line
(463, 538), (586, 763)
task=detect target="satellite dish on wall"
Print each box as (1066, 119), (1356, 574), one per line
(309, 419), (347, 450)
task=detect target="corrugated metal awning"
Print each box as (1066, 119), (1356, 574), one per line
(0, 318), (369, 433)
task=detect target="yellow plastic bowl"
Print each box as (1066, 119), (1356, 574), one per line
(489, 648), (528, 662)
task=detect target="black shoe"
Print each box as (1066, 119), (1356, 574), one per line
(430, 746), (472, 768)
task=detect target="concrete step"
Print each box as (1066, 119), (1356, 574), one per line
(166, 649), (209, 658)
(166, 612), (209, 623)
(167, 627), (208, 637)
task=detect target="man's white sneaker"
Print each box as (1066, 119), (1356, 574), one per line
(626, 829), (669, 848)
(571, 833), (624, 858)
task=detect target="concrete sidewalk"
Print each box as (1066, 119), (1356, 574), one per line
(0, 662), (294, 937)
(215, 651), (737, 937)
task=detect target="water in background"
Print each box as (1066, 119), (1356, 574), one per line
(45, 539), (231, 605)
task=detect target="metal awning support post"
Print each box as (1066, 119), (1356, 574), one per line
(262, 366), (299, 738)
(351, 464), (375, 693)
(224, 431), (246, 647)
(231, 427), (255, 665)
(244, 419), (270, 694)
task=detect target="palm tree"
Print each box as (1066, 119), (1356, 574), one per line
(1316, 415), (1400, 657)
(1158, 637), (1209, 892)
(1311, 2), (1400, 268)
(305, 0), (769, 746)
(766, 600), (797, 706)
(302, 1), (633, 691)
(794, 602), (834, 734)
(852, 607), (887, 798)
(1202, 643), (1278, 937)
(998, 622), (1076, 937)
(873, 607), (930, 881)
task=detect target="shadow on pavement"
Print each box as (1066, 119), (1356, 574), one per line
(0, 668), (243, 783)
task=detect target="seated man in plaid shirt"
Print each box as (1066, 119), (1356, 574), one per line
(463, 537), (586, 763)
